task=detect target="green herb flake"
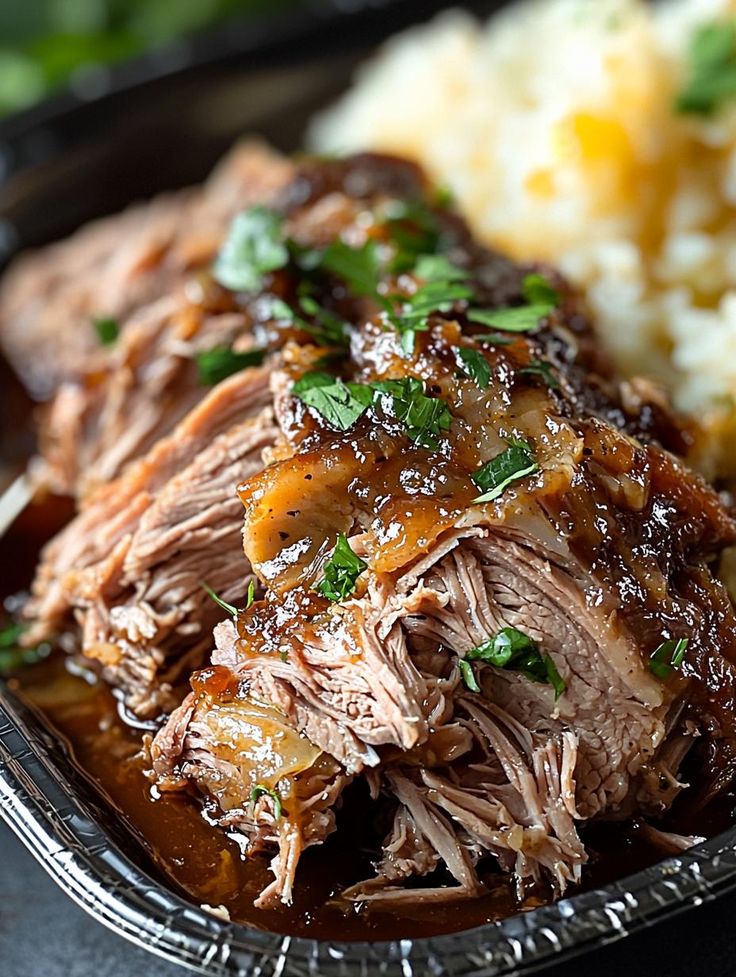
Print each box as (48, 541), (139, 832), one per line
(457, 658), (480, 693)
(245, 580), (256, 610)
(298, 295), (350, 347)
(0, 622), (50, 676)
(474, 333), (514, 347)
(518, 359), (560, 389)
(467, 303), (554, 333)
(521, 273), (560, 307)
(292, 371), (372, 431)
(93, 316), (119, 346)
(434, 184), (455, 208)
(414, 254), (470, 283)
(250, 783), (283, 819)
(319, 239), (381, 297)
(196, 346), (266, 386)
(649, 638), (690, 679)
(267, 297), (297, 322)
(389, 277), (473, 355)
(467, 626), (566, 699)
(456, 347), (492, 389)
(213, 207), (289, 292)
(472, 438), (540, 503)
(202, 582), (238, 619)
(384, 199), (442, 272)
(676, 20), (736, 115)
(372, 377), (452, 450)
(315, 533), (367, 602)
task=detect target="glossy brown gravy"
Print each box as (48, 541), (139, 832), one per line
(2, 500), (734, 941)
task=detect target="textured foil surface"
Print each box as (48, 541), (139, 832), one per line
(2, 684), (736, 976)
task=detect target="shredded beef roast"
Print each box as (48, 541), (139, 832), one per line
(149, 154), (736, 909)
(7, 144), (736, 911)
(0, 142), (294, 497)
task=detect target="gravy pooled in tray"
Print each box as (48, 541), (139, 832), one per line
(4, 150), (736, 927)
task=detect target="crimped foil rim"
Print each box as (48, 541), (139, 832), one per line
(2, 685), (736, 977)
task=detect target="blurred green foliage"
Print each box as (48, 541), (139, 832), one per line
(0, 0), (293, 116)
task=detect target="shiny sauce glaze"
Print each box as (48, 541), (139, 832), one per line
(3, 499), (733, 939)
(4, 155), (736, 936)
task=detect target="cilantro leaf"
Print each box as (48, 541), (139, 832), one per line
(468, 273), (559, 334)
(474, 333), (514, 346)
(93, 316), (119, 346)
(315, 533), (367, 602)
(457, 658), (480, 692)
(196, 346), (266, 386)
(213, 207), (289, 292)
(467, 303), (554, 333)
(466, 626), (566, 699)
(456, 347), (492, 389)
(202, 582), (238, 619)
(384, 199), (442, 272)
(518, 359), (560, 389)
(676, 20), (736, 115)
(414, 254), (470, 283)
(472, 438), (539, 503)
(649, 638), (689, 679)
(250, 784), (283, 819)
(521, 272), (560, 306)
(298, 295), (350, 347)
(0, 621), (51, 676)
(389, 279), (473, 354)
(293, 371), (372, 431)
(319, 239), (381, 297)
(372, 377), (452, 450)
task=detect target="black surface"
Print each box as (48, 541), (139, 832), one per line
(0, 818), (730, 977)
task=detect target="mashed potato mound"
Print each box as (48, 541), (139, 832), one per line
(310, 0), (736, 476)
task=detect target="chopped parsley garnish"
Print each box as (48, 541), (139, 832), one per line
(518, 359), (560, 389)
(676, 20), (736, 115)
(319, 239), (381, 297)
(434, 184), (455, 208)
(389, 274), (473, 355)
(521, 272), (560, 307)
(293, 371), (372, 431)
(464, 626), (566, 699)
(384, 199), (443, 272)
(250, 784), (283, 819)
(414, 254), (469, 283)
(649, 638), (689, 679)
(457, 657), (480, 693)
(467, 304), (555, 333)
(472, 438), (539, 503)
(93, 316), (119, 346)
(315, 533), (367, 602)
(456, 347), (492, 389)
(298, 295), (350, 347)
(372, 377), (452, 450)
(0, 622), (50, 676)
(266, 295), (349, 348)
(196, 346), (266, 386)
(202, 582), (238, 619)
(468, 272), (559, 333)
(293, 371), (451, 448)
(213, 207), (289, 292)
(474, 333), (514, 346)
